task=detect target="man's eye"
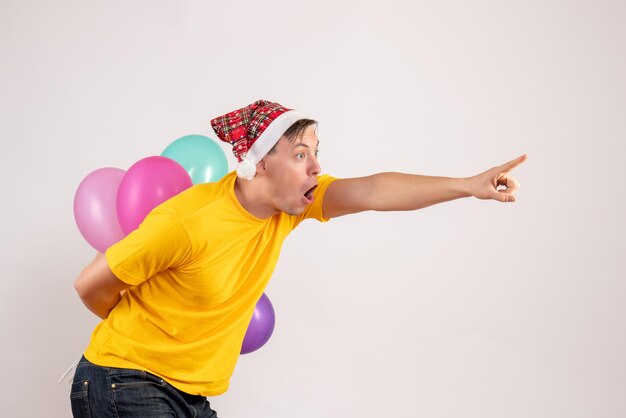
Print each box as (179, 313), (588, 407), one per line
(296, 153), (306, 159)
(315, 150), (320, 157)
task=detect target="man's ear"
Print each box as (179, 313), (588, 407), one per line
(255, 157), (268, 176)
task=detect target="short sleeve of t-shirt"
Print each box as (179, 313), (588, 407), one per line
(105, 210), (192, 286)
(292, 174), (337, 228)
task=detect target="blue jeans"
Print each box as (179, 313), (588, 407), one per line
(70, 356), (218, 418)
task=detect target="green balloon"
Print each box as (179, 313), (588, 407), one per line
(161, 135), (230, 184)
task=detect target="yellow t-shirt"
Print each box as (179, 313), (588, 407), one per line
(84, 171), (336, 396)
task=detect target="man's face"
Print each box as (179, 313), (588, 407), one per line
(261, 125), (321, 216)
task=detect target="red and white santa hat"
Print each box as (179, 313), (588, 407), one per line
(210, 100), (307, 180)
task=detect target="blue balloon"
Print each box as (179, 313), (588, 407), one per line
(161, 135), (229, 184)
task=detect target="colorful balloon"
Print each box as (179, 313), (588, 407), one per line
(241, 293), (276, 355)
(116, 156), (193, 234)
(73, 167), (126, 252)
(161, 135), (229, 184)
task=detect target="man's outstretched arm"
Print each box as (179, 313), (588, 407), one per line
(322, 154), (527, 218)
(74, 253), (130, 319)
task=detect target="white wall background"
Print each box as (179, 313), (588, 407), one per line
(1, 0), (624, 417)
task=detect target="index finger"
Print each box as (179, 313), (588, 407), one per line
(500, 154), (528, 172)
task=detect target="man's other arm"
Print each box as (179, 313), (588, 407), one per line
(74, 253), (130, 319)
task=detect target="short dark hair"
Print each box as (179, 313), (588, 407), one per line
(282, 118), (317, 142)
(267, 118), (317, 155)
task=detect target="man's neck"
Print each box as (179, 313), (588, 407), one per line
(233, 178), (279, 219)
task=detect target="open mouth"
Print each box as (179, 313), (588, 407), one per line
(304, 185), (318, 202)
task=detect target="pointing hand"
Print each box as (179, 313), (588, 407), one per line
(466, 154), (528, 203)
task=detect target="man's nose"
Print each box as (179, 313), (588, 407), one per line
(310, 157), (321, 176)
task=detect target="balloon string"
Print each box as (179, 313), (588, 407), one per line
(58, 354), (82, 384)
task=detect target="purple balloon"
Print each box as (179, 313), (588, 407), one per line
(74, 167), (126, 253)
(116, 156), (193, 234)
(241, 293), (276, 355)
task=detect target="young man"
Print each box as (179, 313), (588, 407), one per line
(71, 100), (527, 417)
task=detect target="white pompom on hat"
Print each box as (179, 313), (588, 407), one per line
(210, 100), (307, 180)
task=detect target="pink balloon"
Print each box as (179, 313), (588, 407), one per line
(116, 156), (193, 234)
(73, 167), (126, 253)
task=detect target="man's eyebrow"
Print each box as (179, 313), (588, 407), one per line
(293, 140), (320, 149)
